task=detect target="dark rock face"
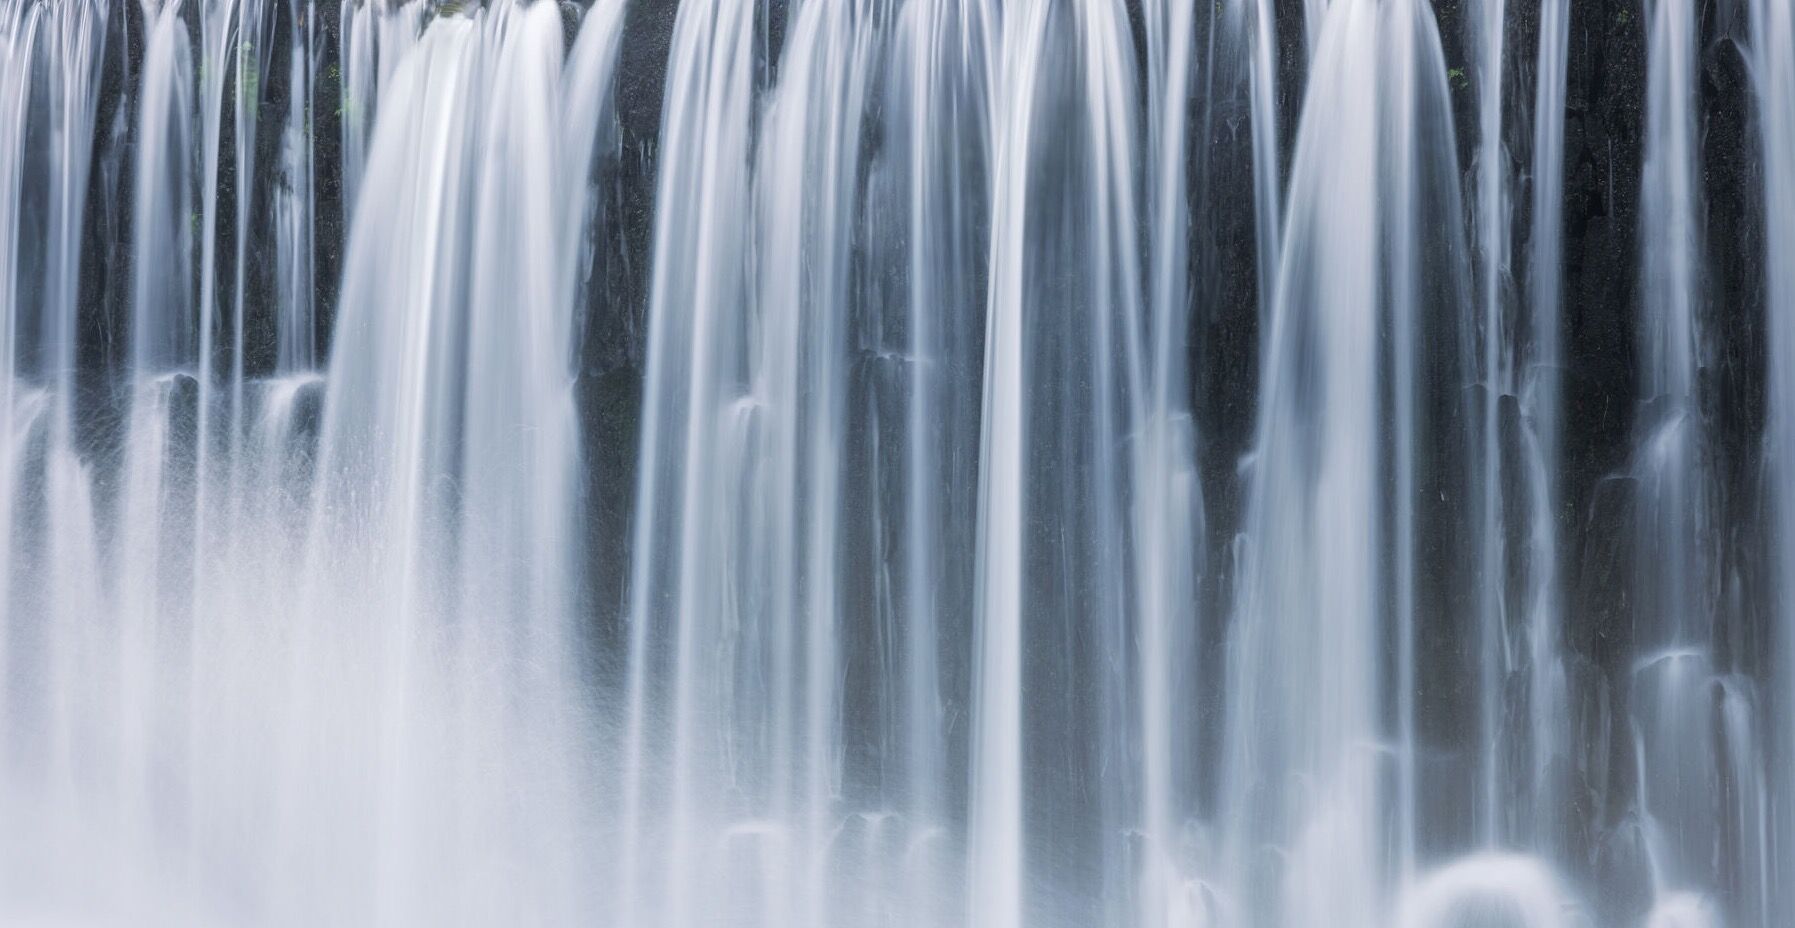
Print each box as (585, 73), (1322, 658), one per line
(1559, 0), (1646, 543)
(1552, 0), (1653, 899)
(574, 0), (673, 663)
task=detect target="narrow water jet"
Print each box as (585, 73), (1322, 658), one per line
(1755, 0), (1795, 921)
(1633, 0), (1722, 907)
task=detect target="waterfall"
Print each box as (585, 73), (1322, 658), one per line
(2, 0), (1795, 925)
(1758, 0), (1795, 922)
(615, 0), (755, 922)
(1220, 3), (1467, 925)
(1470, 0), (1511, 846)
(882, 5), (989, 920)
(0, 0), (108, 896)
(1, 0), (626, 921)
(1525, 0), (1570, 863)
(1634, 0), (1718, 906)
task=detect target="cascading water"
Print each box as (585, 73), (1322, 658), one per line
(3, 0), (624, 921)
(1220, 2), (1470, 923)
(1631, 0), (1728, 917)
(1759, 0), (1795, 924)
(3, 0), (1795, 926)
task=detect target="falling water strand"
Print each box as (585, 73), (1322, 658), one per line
(1471, 0), (1511, 845)
(617, 0), (755, 924)
(1223, 1), (1386, 923)
(1757, 0), (1795, 922)
(887, 5), (991, 917)
(339, 0), (424, 207)
(1239, 0), (1282, 320)
(1221, 1), (1473, 924)
(274, 0), (316, 372)
(1636, 0), (1721, 914)
(969, 3), (1044, 925)
(1138, 1), (1206, 923)
(1525, 0), (1570, 859)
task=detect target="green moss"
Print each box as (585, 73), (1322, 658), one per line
(237, 41), (260, 117)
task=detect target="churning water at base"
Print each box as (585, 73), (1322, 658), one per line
(2, 0), (1794, 925)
